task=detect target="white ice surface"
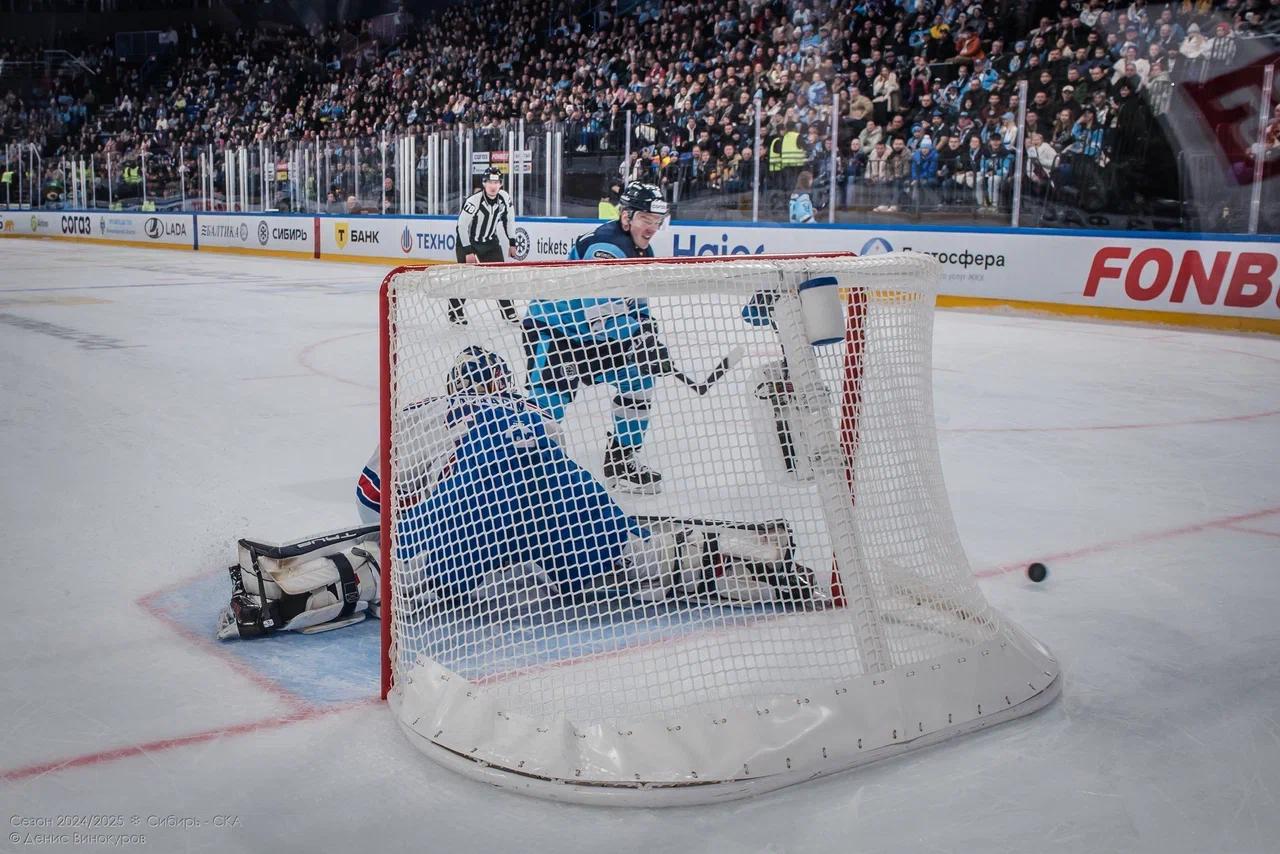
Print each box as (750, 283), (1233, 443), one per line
(1, 239), (1278, 854)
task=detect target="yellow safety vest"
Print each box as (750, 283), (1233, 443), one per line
(598, 200), (619, 220)
(123, 166), (141, 185)
(768, 137), (784, 171)
(1, 170), (12, 185)
(140, 199), (156, 211)
(780, 131), (806, 167)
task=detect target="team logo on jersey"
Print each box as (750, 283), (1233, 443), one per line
(511, 227), (530, 261)
(400, 226), (412, 254)
(335, 221), (349, 249)
(258, 221), (269, 246)
(507, 422), (538, 449)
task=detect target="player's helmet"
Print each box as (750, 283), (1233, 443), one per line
(447, 346), (511, 395)
(618, 182), (669, 216)
(481, 167), (503, 184)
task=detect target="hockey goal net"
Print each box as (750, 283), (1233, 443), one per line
(378, 252), (1059, 804)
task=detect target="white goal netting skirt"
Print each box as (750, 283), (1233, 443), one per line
(381, 253), (1060, 804)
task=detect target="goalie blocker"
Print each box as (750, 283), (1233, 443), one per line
(217, 525), (381, 640)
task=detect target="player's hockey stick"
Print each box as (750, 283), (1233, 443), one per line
(659, 344), (745, 395)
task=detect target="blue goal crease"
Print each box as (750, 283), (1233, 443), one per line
(148, 571), (380, 706)
(149, 571), (790, 704)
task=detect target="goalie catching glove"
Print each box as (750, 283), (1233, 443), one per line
(217, 525), (381, 640)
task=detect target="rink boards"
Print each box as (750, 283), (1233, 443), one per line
(3, 209), (1277, 334)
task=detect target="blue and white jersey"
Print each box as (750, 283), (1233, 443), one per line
(525, 220), (655, 344)
(391, 393), (643, 598)
(356, 392), (560, 524)
(566, 219), (653, 261)
(789, 192), (815, 224)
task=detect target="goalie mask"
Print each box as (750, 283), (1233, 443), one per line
(447, 346), (512, 395)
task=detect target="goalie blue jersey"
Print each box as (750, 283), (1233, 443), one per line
(395, 395), (644, 598)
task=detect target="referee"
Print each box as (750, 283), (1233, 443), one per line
(452, 166), (518, 324)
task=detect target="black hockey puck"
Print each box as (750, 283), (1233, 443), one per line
(1027, 562), (1048, 583)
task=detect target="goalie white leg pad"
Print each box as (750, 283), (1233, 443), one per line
(218, 524), (381, 640)
(618, 526), (708, 603)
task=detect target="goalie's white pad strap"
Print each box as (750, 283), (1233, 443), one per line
(706, 562), (778, 603)
(708, 526), (788, 563)
(280, 598), (371, 632)
(620, 527), (705, 603)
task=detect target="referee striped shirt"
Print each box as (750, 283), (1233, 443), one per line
(456, 189), (515, 254)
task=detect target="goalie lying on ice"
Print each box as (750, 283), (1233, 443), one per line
(219, 347), (817, 639)
(368, 346), (818, 612)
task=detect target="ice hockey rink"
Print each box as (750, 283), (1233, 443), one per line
(1, 238), (1277, 854)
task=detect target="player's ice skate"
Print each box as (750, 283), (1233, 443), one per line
(601, 437), (662, 494)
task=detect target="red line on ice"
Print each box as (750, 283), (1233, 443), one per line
(295, 331), (377, 392)
(943, 408), (1280, 434)
(135, 570), (314, 713)
(0, 575), (378, 784)
(0, 700), (376, 784)
(976, 505), (1280, 578)
(1221, 524), (1280, 540)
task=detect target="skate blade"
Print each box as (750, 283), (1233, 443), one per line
(605, 476), (663, 496)
(297, 613), (367, 634)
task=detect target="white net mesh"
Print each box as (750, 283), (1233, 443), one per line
(381, 252), (1058, 802)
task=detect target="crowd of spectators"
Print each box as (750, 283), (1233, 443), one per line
(1, 0), (1277, 220)
(4, 1), (244, 13)
(612, 0), (1275, 216)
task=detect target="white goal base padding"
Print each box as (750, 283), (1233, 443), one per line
(390, 619), (1059, 806)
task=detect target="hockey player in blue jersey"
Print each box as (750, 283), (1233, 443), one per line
(361, 346), (816, 611)
(522, 182), (670, 494)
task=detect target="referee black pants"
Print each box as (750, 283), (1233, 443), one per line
(450, 239), (517, 323)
